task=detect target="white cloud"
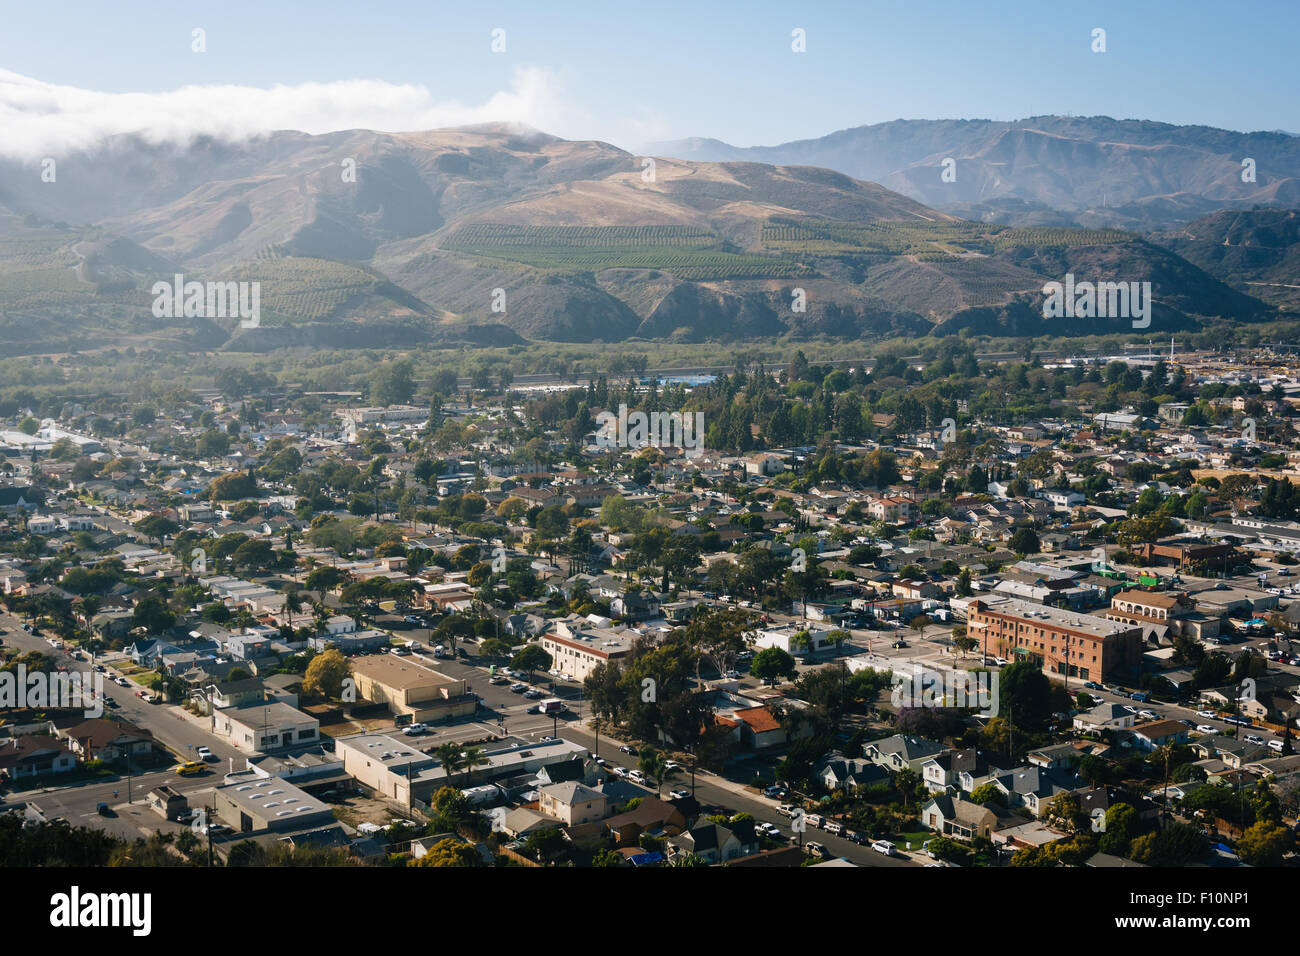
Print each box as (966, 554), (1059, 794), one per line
(0, 67), (578, 160)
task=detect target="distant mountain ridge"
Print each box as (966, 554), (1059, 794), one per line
(647, 116), (1300, 230)
(0, 123), (1279, 354)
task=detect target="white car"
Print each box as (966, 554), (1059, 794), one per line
(1196, 724), (1217, 734)
(1196, 710), (1217, 720)
(669, 789), (691, 800)
(1268, 739), (1284, 753)
(628, 769), (647, 783)
(402, 723), (429, 736)
(1244, 734), (1265, 745)
(871, 839), (898, 857)
(757, 822), (782, 838)
(611, 766), (629, 778)
(1139, 710), (1158, 721)
(196, 746), (215, 761)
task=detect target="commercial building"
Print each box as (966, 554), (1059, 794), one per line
(213, 777), (335, 833)
(967, 597), (1142, 682)
(349, 655), (476, 723)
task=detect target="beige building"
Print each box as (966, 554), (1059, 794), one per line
(211, 701), (320, 755)
(539, 625), (634, 682)
(538, 781), (608, 826)
(349, 655), (476, 723)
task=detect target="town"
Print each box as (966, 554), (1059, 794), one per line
(0, 341), (1297, 869)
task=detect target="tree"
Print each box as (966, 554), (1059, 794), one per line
(370, 359), (415, 407)
(1235, 821), (1293, 866)
(302, 649), (350, 699)
(410, 837), (480, 867)
(511, 644), (553, 682)
(208, 471), (258, 502)
(1008, 528), (1041, 556)
(750, 646), (798, 685)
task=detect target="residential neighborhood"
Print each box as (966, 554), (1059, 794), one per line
(2, 344), (1299, 871)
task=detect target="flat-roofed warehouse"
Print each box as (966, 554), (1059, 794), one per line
(348, 654), (477, 722)
(214, 777), (335, 833)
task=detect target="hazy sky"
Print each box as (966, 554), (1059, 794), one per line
(1, 0), (1295, 155)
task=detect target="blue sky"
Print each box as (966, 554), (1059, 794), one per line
(1, 0), (1295, 150)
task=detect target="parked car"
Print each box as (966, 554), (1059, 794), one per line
(776, 804), (796, 818)
(619, 744), (638, 755)
(1268, 739), (1285, 752)
(523, 688), (544, 699)
(1196, 724), (1217, 734)
(489, 674), (508, 685)
(805, 841), (830, 859)
(871, 839), (898, 857)
(823, 820), (845, 836)
(804, 813), (824, 829)
(196, 746), (215, 761)
(763, 785), (786, 798)
(509, 683), (527, 693)
(96, 802), (112, 816)
(844, 829), (866, 845)
(1196, 710), (1218, 720)
(402, 723), (429, 736)
(1082, 681), (1101, 690)
(669, 789), (691, 800)
(611, 766), (629, 778)
(757, 822), (782, 839)
(1245, 734), (1266, 745)
(1139, 710), (1158, 721)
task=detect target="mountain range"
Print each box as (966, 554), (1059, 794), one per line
(0, 120), (1292, 354)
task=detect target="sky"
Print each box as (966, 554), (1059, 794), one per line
(0, 0), (1296, 158)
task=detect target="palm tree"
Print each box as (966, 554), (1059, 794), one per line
(282, 588), (304, 634)
(435, 743), (465, 784)
(459, 746), (488, 787)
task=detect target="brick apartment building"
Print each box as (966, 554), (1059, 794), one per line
(967, 597), (1142, 682)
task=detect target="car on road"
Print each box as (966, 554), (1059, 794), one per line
(618, 744), (638, 755)
(628, 769), (647, 783)
(669, 789), (691, 800)
(1196, 710), (1218, 720)
(764, 785), (787, 798)
(402, 723), (429, 736)
(96, 802), (112, 816)
(114, 677), (130, 687)
(526, 704), (542, 714)
(489, 674), (509, 685)
(891, 639), (908, 649)
(804, 813), (823, 829)
(509, 683), (527, 693)
(523, 688), (544, 699)
(756, 822), (782, 839)
(776, 804), (796, 818)
(611, 766), (629, 778)
(663, 760), (681, 772)
(1268, 739), (1284, 752)
(1122, 705), (1138, 713)
(1179, 719), (1198, 728)
(1245, 734), (1266, 745)
(1196, 724), (1217, 734)
(823, 820), (844, 836)
(1082, 681), (1102, 690)
(175, 761), (206, 777)
(196, 746), (215, 761)
(197, 823), (232, 837)
(844, 829), (866, 845)
(871, 839), (899, 857)
(1139, 710), (1158, 721)
(805, 841), (831, 859)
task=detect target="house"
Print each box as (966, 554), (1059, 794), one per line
(0, 734), (77, 779)
(991, 766), (1089, 818)
(57, 718), (154, 762)
(716, 706), (788, 751)
(665, 820), (759, 864)
(920, 794), (1005, 840)
(349, 655), (476, 723)
(538, 781), (608, 826)
(818, 757), (891, 792)
(1129, 719), (1191, 752)
(864, 734), (948, 773)
(1074, 702), (1136, 733)
(211, 701), (320, 755)
(603, 796), (687, 847)
(922, 747), (1007, 794)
